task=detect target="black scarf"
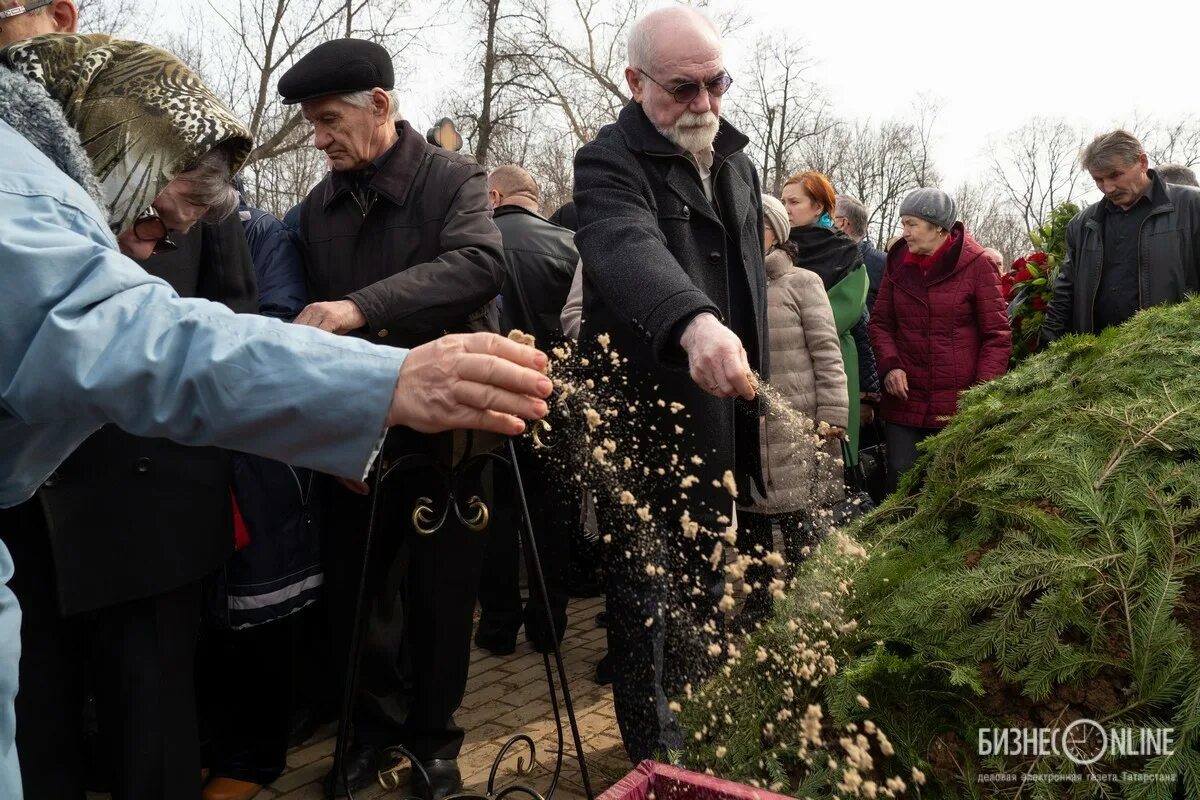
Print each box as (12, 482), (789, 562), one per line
(787, 224), (863, 291)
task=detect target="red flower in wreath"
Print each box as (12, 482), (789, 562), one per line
(1030, 295), (1047, 311)
(1029, 252), (1048, 265)
(1012, 256), (1028, 272)
(1014, 266), (1034, 282)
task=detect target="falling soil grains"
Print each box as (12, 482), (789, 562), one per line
(506, 331), (896, 794)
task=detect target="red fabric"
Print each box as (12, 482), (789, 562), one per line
(869, 223), (1011, 429)
(231, 489), (251, 551)
(901, 233), (955, 273)
(599, 761), (796, 800)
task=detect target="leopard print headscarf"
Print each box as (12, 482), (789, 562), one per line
(0, 33), (252, 232)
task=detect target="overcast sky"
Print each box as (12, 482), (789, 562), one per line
(720, 0), (1200, 189)
(394, 0), (1200, 195)
(159, 0), (1199, 196)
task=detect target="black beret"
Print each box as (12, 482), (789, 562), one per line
(278, 38), (394, 105)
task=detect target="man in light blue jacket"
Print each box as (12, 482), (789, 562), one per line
(0, 114), (550, 799)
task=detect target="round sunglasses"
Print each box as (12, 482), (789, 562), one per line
(637, 68), (733, 104)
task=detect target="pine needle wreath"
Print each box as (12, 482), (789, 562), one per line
(683, 298), (1200, 799)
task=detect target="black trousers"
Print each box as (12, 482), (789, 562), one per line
(3, 500), (203, 800)
(197, 612), (301, 785)
(322, 459), (489, 761)
(884, 423), (939, 494)
(599, 496), (724, 762)
(736, 510), (814, 629)
(476, 448), (576, 646)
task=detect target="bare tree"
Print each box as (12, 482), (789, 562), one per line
(75, 0), (145, 36)
(955, 179), (1029, 266)
(443, 0), (550, 167)
(525, 133), (577, 213)
(816, 109), (942, 248)
(1126, 112), (1200, 169)
(507, 0), (642, 144)
(731, 34), (834, 195)
(184, 0), (444, 215)
(988, 118), (1085, 234)
(907, 94), (941, 188)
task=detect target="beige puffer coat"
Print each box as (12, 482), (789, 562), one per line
(748, 248), (849, 515)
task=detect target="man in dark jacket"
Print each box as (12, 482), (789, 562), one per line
(279, 39), (505, 799)
(1043, 130), (1200, 342)
(474, 165), (579, 655)
(572, 6), (767, 762)
(835, 194), (886, 313)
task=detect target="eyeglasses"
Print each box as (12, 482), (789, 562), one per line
(0, 0), (54, 20)
(637, 68), (733, 104)
(132, 207), (178, 256)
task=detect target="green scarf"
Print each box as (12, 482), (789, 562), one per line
(0, 33), (252, 232)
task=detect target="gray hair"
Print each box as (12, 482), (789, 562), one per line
(982, 247), (1005, 271)
(178, 147), (238, 222)
(627, 7), (719, 71)
(1156, 163), (1199, 187)
(1080, 129), (1145, 172)
(341, 88), (404, 121)
(834, 194), (868, 239)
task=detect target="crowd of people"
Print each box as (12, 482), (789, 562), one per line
(1, 2), (1198, 800)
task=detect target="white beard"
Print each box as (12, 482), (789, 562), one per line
(660, 111), (720, 154)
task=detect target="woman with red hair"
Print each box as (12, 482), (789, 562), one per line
(782, 171), (838, 229)
(780, 172), (877, 485)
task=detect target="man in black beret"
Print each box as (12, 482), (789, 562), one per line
(279, 38), (506, 800)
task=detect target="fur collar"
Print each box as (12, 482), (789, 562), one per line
(0, 65), (107, 214)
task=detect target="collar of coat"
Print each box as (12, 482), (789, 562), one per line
(492, 203), (547, 223)
(1092, 168), (1170, 224)
(324, 120), (427, 211)
(885, 222), (984, 296)
(616, 101), (750, 167)
(764, 247), (795, 280)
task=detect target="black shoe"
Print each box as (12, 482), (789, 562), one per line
(473, 626), (517, 656)
(526, 629), (563, 654)
(322, 743), (382, 798)
(594, 652), (614, 685)
(288, 707), (320, 748)
(412, 758), (462, 800)
(524, 614), (565, 654)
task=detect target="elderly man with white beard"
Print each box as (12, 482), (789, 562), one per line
(571, 6), (769, 761)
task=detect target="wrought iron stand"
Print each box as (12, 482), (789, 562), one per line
(330, 432), (595, 800)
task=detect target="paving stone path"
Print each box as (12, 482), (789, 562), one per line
(250, 596), (625, 800)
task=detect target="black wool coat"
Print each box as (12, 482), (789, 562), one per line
(35, 216), (258, 616)
(573, 102), (767, 528)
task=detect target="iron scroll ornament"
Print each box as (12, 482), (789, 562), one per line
(331, 433), (593, 800)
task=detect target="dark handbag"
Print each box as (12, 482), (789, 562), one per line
(857, 419), (889, 505)
(831, 439), (876, 525)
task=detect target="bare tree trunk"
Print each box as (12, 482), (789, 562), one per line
(474, 0), (501, 165)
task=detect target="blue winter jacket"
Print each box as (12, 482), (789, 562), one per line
(0, 119), (407, 796)
(239, 195), (307, 320)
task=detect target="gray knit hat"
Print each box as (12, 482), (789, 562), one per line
(761, 194), (791, 245)
(899, 187), (956, 231)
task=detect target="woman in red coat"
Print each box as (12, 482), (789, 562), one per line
(868, 188), (1011, 492)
